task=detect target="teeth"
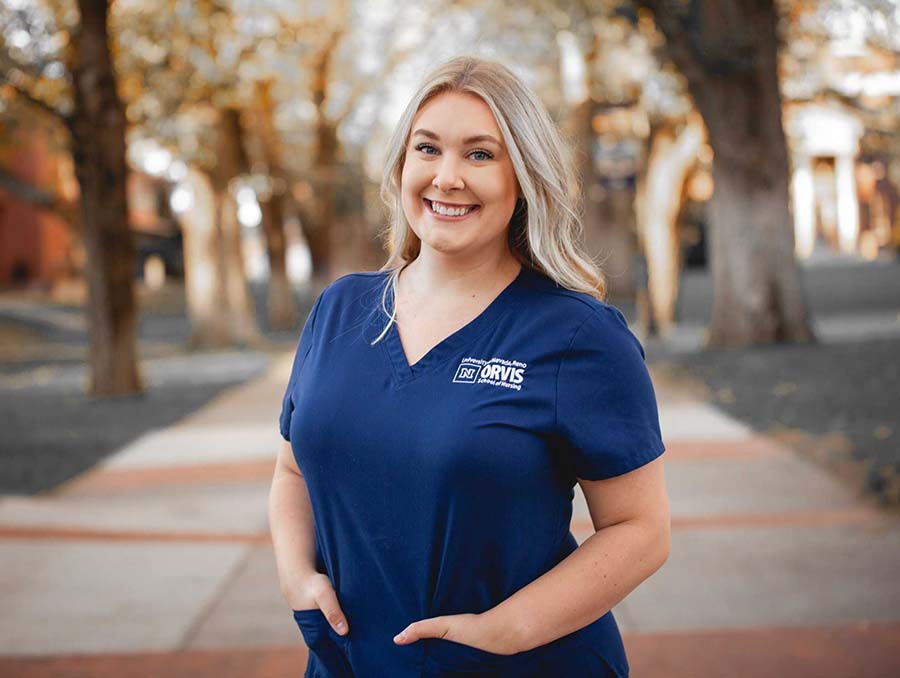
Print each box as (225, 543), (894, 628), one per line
(430, 200), (474, 217)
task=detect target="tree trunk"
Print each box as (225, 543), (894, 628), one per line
(253, 81), (296, 330)
(639, 0), (815, 346)
(636, 114), (704, 335)
(259, 196), (295, 327)
(180, 166), (231, 346)
(330, 167), (382, 276)
(596, 184), (640, 298)
(211, 108), (261, 346)
(181, 109), (261, 348)
(304, 121), (339, 284)
(563, 95), (641, 300)
(67, 0), (141, 396)
(303, 24), (345, 287)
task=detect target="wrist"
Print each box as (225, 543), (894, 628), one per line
(478, 605), (530, 655)
(280, 569), (320, 609)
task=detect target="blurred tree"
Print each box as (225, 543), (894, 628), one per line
(208, 106), (260, 346)
(115, 0), (416, 323)
(291, 0), (451, 281)
(298, 21), (345, 284)
(552, 4), (613, 290)
(251, 80), (294, 329)
(635, 112), (704, 334)
(555, 2), (698, 331)
(112, 0), (266, 344)
(579, 0), (900, 337)
(1, 0), (142, 396)
(636, 0), (815, 345)
(624, 8), (703, 336)
(70, 0), (142, 394)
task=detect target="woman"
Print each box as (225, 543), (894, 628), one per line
(269, 56), (670, 678)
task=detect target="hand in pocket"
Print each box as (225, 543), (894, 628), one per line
(293, 609), (354, 678)
(287, 571), (349, 636)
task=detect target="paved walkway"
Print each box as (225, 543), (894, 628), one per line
(1, 354), (898, 677)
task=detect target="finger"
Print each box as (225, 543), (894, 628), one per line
(317, 587), (349, 635)
(394, 617), (448, 645)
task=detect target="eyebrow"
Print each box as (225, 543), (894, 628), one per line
(412, 129), (503, 147)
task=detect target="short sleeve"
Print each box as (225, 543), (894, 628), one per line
(555, 306), (665, 480)
(279, 289), (326, 442)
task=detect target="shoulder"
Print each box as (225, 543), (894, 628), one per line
(316, 270), (390, 309)
(309, 271), (390, 337)
(321, 270), (388, 294)
(519, 270), (636, 348)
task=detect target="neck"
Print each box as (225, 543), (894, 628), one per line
(402, 246), (521, 298)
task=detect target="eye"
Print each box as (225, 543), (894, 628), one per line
(413, 143), (493, 162)
(414, 143), (438, 155)
(469, 149), (494, 162)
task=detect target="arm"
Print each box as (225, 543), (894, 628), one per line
(484, 456), (670, 653)
(268, 440), (351, 635)
(268, 439), (319, 606)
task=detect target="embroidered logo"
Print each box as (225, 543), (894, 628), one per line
(452, 356), (527, 391)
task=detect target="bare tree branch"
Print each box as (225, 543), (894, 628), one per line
(331, 2), (466, 126)
(0, 76), (71, 123)
(0, 46), (54, 83)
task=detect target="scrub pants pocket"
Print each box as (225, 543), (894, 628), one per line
(293, 609), (354, 678)
(572, 638), (622, 678)
(421, 637), (511, 677)
(420, 633), (620, 678)
(515, 631), (619, 678)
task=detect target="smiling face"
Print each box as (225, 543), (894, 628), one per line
(400, 91), (520, 261)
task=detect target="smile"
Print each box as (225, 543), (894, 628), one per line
(424, 198), (480, 219)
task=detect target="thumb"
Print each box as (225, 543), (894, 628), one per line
(394, 617), (448, 645)
(317, 585), (350, 636)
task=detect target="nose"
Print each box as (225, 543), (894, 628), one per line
(432, 155), (465, 193)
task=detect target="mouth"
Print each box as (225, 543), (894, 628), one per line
(423, 198), (481, 220)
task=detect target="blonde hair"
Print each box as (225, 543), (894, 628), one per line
(372, 55), (606, 345)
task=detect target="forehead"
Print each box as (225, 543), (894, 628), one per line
(411, 91), (503, 140)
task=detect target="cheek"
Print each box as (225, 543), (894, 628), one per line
(401, 167), (426, 202)
(484, 183), (517, 216)
(482, 168), (518, 207)
(399, 164), (411, 196)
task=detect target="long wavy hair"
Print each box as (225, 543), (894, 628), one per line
(371, 55), (607, 345)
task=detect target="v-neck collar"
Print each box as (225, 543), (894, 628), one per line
(382, 265), (531, 384)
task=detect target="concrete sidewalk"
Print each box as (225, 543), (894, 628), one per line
(1, 354), (899, 677)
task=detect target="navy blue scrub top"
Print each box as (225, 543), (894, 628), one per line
(280, 265), (665, 678)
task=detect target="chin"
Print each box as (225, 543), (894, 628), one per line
(408, 220), (453, 246)
(421, 235), (467, 255)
